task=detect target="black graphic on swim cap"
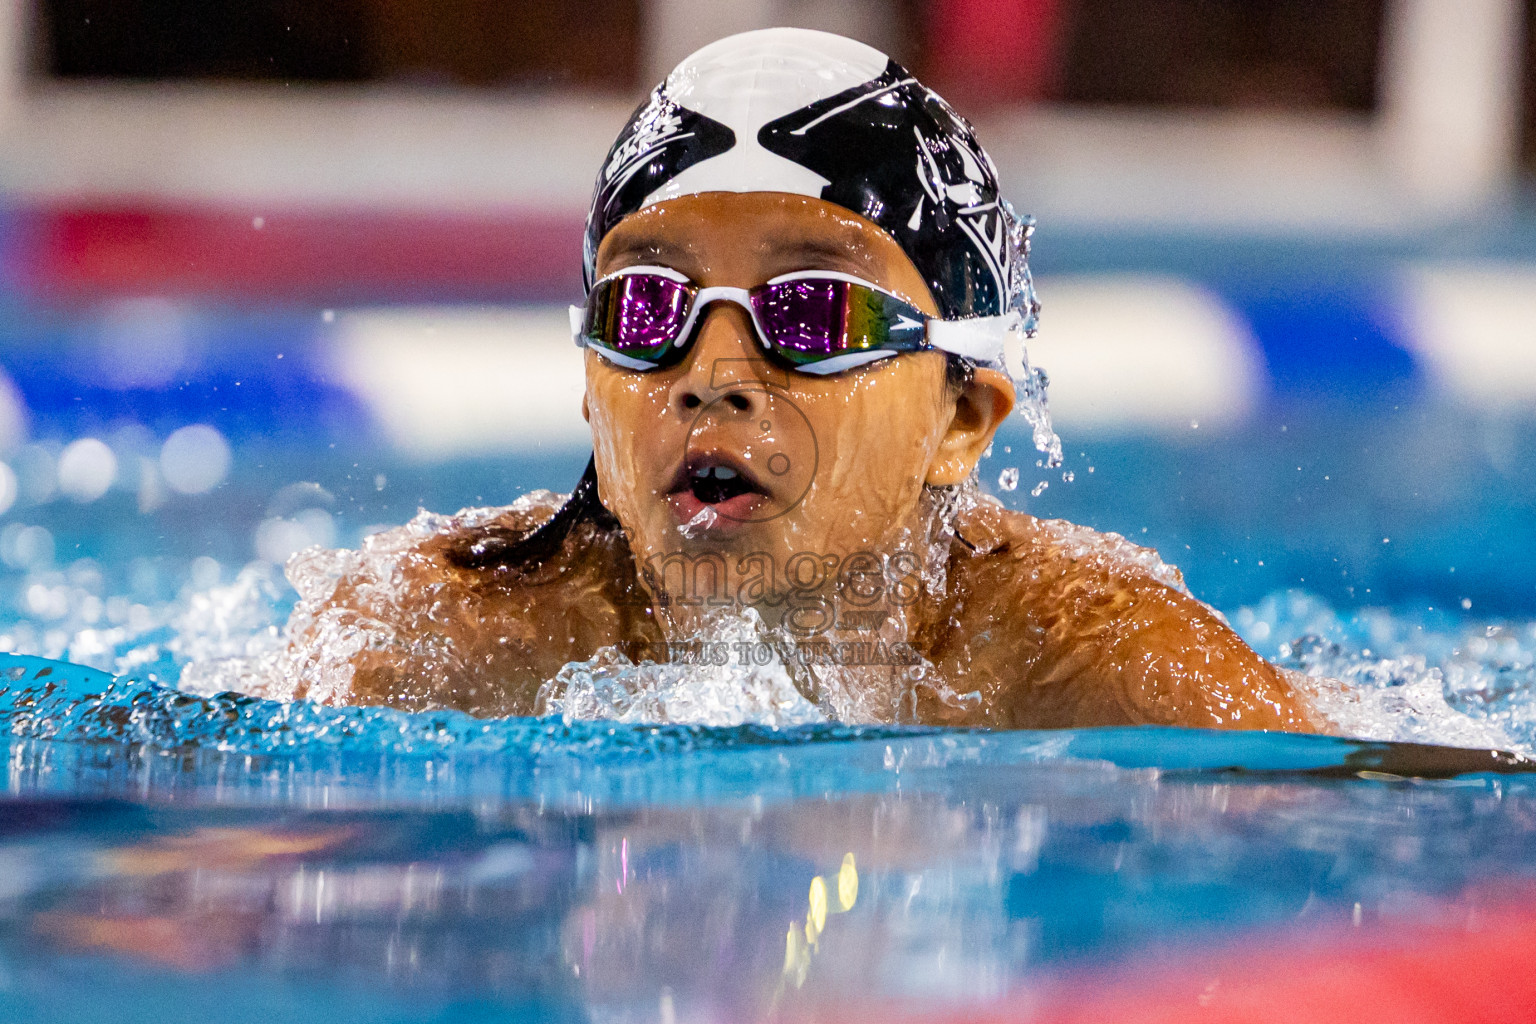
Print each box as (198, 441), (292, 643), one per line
(583, 90), (736, 284)
(757, 60), (1008, 320)
(583, 32), (1019, 324)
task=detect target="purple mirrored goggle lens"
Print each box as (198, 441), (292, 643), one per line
(582, 274), (693, 356)
(749, 277), (898, 365)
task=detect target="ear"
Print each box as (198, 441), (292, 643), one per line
(925, 368), (1016, 487)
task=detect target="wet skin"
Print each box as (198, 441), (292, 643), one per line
(283, 192), (1317, 732)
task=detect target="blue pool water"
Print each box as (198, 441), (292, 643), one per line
(1, 655), (1534, 1021)
(0, 281), (1533, 1019)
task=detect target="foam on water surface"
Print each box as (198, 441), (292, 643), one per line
(0, 653), (1528, 809)
(0, 499), (1532, 754)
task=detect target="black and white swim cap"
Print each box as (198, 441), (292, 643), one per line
(583, 27), (1037, 366)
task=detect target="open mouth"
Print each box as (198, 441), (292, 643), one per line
(666, 453), (771, 527)
(686, 462), (759, 505)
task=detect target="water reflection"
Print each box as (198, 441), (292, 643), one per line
(3, 767), (1533, 1020)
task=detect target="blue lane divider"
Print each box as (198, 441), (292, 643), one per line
(1215, 278), (1422, 403)
(0, 304), (372, 443)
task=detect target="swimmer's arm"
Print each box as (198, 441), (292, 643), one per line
(1011, 570), (1319, 733)
(280, 575), (444, 710)
(282, 570), (543, 716)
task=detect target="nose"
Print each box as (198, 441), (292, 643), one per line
(668, 301), (774, 418)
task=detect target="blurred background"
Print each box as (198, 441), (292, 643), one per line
(0, 0), (1532, 659)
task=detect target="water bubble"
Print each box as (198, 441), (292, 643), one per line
(997, 468), (1019, 492)
(1061, 470), (1075, 484)
(108, 423), (156, 463)
(189, 555), (222, 590)
(267, 482), (335, 517)
(14, 446), (57, 504)
(67, 558), (104, 593)
(160, 425), (232, 495)
(1, 524), (53, 570)
(1030, 481), (1048, 497)
(254, 508), (336, 564)
(57, 438), (117, 503)
(24, 583), (69, 620)
(128, 557), (161, 599)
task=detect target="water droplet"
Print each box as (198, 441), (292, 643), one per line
(58, 439), (117, 503)
(160, 425), (232, 495)
(997, 467), (1019, 492)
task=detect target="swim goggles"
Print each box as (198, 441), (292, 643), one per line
(571, 266), (1020, 375)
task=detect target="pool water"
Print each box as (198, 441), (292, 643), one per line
(1, 655), (1535, 1022)
(1, 403), (1532, 750)
(0, 295), (1533, 1019)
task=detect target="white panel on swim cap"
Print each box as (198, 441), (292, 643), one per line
(642, 28), (891, 208)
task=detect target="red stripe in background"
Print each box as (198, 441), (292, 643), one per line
(925, 0), (1065, 107)
(799, 895), (1536, 1024)
(16, 204), (586, 303)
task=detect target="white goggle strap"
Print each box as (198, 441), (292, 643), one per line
(925, 309), (1025, 373)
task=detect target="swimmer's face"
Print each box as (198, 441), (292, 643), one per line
(582, 192), (1013, 609)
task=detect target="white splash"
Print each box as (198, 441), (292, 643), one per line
(677, 505), (719, 538)
(1232, 591), (1534, 755)
(540, 609), (826, 728)
(2, 487), (1531, 755)
(1034, 517), (1191, 596)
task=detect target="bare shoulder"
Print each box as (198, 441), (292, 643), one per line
(928, 501), (1317, 732)
(279, 491), (645, 714)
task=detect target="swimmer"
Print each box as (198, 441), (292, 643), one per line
(278, 28), (1317, 732)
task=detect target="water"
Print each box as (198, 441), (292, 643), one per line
(0, 308), (1532, 1018)
(1, 467), (1530, 752)
(1, 655), (1535, 1021)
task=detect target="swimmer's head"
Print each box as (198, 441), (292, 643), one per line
(565, 30), (1025, 608)
(583, 27), (1038, 333)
